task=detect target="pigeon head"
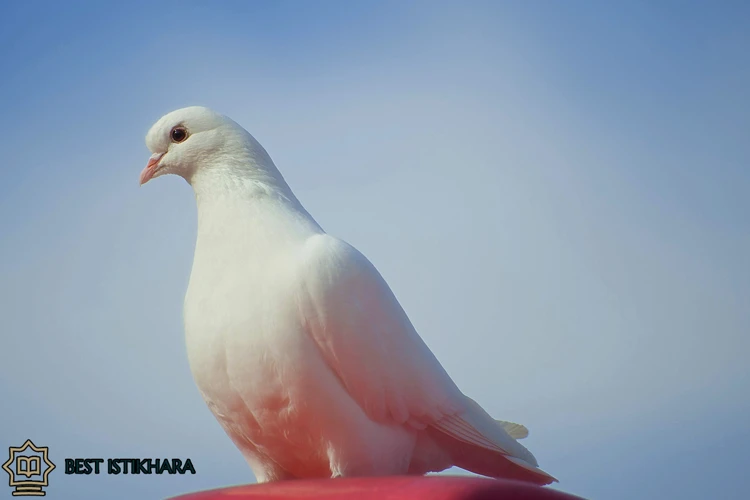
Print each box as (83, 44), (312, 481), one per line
(140, 106), (228, 185)
(140, 106), (280, 191)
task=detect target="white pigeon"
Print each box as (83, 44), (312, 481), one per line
(140, 106), (556, 485)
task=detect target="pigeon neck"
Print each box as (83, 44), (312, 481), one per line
(188, 152), (305, 205)
(190, 162), (324, 242)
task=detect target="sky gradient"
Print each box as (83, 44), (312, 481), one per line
(1, 1), (749, 499)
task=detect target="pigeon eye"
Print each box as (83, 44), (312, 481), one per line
(170, 126), (188, 143)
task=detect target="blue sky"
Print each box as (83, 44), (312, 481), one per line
(1, 1), (748, 499)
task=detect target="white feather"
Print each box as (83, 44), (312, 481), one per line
(142, 106), (556, 485)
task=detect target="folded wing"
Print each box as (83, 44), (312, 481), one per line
(296, 234), (555, 484)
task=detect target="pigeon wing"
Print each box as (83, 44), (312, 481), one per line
(295, 234), (544, 473)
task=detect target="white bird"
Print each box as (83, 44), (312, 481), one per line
(140, 106), (556, 485)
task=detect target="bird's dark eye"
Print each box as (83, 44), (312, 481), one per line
(170, 126), (188, 143)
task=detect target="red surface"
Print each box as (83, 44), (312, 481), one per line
(168, 476), (585, 500)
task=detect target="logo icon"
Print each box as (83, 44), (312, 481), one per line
(2, 440), (55, 496)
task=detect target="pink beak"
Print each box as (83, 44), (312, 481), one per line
(140, 153), (164, 185)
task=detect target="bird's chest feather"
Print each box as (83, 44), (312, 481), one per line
(184, 254), (302, 393)
(182, 250), (325, 452)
